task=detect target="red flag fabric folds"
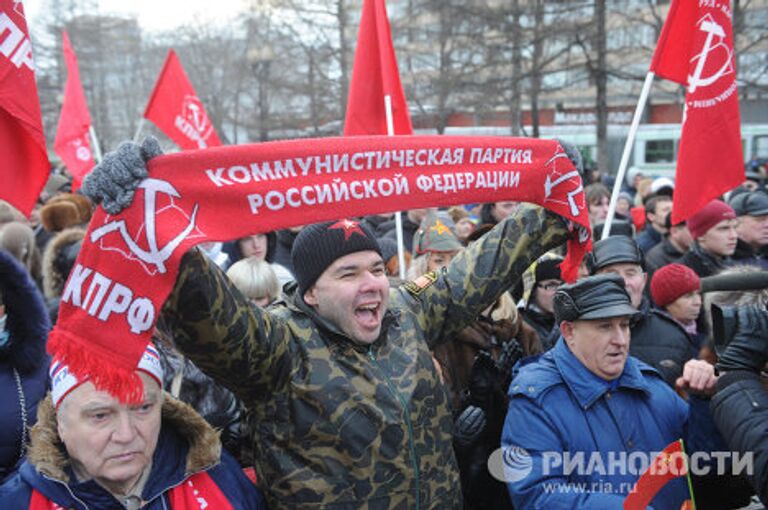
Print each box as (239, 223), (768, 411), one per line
(0, 0), (49, 216)
(624, 440), (689, 510)
(144, 49), (222, 150)
(344, 0), (412, 136)
(53, 31), (95, 190)
(650, 0), (744, 224)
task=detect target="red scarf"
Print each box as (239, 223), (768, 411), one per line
(29, 471), (234, 509)
(47, 135), (590, 402)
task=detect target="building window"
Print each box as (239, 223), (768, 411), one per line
(645, 139), (675, 163)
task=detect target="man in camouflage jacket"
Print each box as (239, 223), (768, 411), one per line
(157, 205), (568, 509)
(81, 138), (574, 509)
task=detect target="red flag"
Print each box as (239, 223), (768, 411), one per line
(344, 0), (412, 135)
(624, 440), (691, 510)
(650, 0), (744, 224)
(54, 31), (95, 190)
(143, 49), (221, 150)
(0, 0), (49, 216)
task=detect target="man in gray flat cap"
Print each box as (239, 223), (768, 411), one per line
(730, 190), (768, 270)
(500, 274), (717, 510)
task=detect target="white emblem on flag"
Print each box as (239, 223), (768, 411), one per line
(90, 178), (204, 275)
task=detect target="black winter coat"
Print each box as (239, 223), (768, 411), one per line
(645, 237), (685, 278)
(629, 298), (698, 387)
(679, 243), (729, 278)
(711, 371), (768, 505)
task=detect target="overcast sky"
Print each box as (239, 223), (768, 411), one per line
(23, 0), (248, 33)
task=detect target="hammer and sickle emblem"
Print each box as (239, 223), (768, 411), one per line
(544, 152), (583, 217)
(90, 178), (199, 274)
(688, 14), (733, 93)
(187, 100), (205, 132)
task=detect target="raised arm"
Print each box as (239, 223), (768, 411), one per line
(397, 203), (569, 349)
(159, 248), (294, 404)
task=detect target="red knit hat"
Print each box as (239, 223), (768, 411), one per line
(687, 200), (736, 239)
(650, 263), (700, 307)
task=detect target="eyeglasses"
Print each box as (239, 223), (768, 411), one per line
(537, 281), (563, 291)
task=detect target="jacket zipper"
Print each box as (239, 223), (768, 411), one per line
(368, 349), (421, 510)
(40, 462), (219, 509)
(41, 473), (91, 510)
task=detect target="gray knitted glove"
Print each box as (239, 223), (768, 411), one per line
(80, 136), (163, 215)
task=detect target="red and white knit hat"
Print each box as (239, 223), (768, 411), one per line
(50, 343), (163, 408)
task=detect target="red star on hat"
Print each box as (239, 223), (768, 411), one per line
(430, 219), (451, 236)
(329, 219), (367, 241)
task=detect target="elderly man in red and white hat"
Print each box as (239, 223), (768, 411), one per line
(0, 344), (266, 510)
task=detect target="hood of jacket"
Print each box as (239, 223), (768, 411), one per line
(27, 393), (221, 484)
(0, 249), (49, 373)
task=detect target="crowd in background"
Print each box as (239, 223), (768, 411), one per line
(1, 160), (767, 509)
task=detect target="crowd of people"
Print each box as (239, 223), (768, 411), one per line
(0, 143), (767, 509)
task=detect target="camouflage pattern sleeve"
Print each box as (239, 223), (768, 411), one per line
(399, 204), (569, 349)
(159, 248), (293, 404)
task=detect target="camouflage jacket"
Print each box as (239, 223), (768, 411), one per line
(161, 204), (568, 510)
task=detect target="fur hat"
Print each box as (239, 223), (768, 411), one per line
(39, 193), (93, 233)
(0, 200), (25, 226)
(42, 227), (85, 299)
(0, 222), (40, 279)
(650, 263), (700, 307)
(291, 219), (382, 295)
(687, 200), (736, 239)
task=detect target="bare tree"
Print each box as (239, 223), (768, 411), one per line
(594, 0), (608, 172)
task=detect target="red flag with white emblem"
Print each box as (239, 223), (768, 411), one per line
(0, 0), (49, 216)
(53, 31), (95, 190)
(344, 0), (412, 136)
(650, 0), (744, 223)
(143, 49), (222, 150)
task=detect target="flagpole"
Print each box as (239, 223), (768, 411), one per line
(385, 94), (408, 281)
(133, 118), (146, 143)
(601, 71), (655, 240)
(89, 126), (103, 163)
(679, 438), (697, 510)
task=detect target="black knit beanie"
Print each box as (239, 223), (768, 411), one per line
(292, 219), (382, 295)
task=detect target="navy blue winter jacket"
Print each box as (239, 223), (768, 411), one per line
(0, 249), (50, 482)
